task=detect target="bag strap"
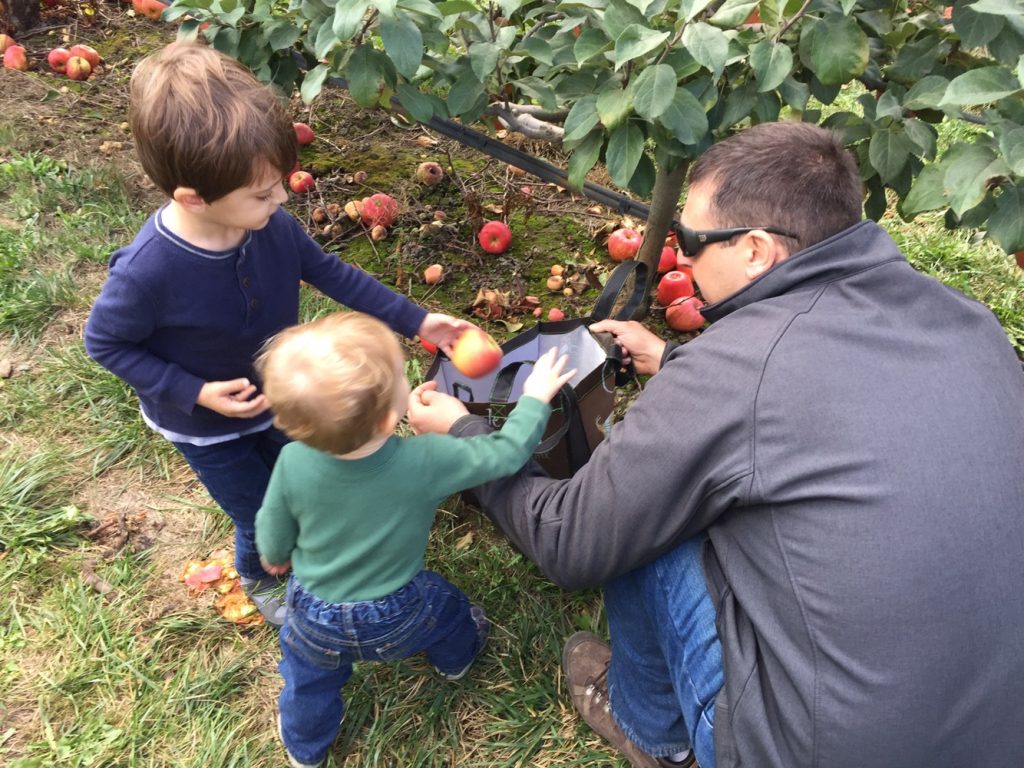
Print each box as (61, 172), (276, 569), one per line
(489, 361), (590, 471)
(591, 260), (649, 322)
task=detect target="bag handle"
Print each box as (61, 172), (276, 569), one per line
(488, 361), (590, 471)
(590, 260), (649, 322)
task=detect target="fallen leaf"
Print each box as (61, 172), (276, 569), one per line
(455, 532), (474, 550)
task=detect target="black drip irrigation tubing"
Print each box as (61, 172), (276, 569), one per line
(315, 69), (654, 222)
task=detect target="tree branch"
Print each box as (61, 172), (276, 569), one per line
(486, 104), (565, 141)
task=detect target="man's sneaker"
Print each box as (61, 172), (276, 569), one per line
(276, 713), (324, 768)
(562, 631), (693, 768)
(435, 604), (490, 681)
(240, 576), (287, 627)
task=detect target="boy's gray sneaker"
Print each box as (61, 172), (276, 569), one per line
(277, 713), (324, 768)
(240, 576), (287, 627)
(562, 632), (696, 768)
(435, 604), (490, 681)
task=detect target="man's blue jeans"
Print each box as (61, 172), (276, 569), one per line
(172, 426), (290, 579)
(604, 535), (723, 768)
(278, 571), (485, 765)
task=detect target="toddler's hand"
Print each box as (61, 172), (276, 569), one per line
(521, 347), (577, 404)
(260, 558), (291, 576)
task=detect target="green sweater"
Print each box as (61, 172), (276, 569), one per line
(255, 396), (550, 603)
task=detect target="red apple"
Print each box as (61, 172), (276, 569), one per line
(65, 56), (92, 81)
(3, 45), (28, 71)
(450, 327), (503, 379)
(47, 47), (71, 73)
(68, 44), (100, 69)
(416, 161), (444, 186)
(674, 257), (694, 282)
(420, 338), (438, 355)
(423, 264), (443, 285)
(607, 227), (642, 261)
(665, 296), (706, 333)
(288, 170), (315, 194)
(657, 270), (695, 306)
(293, 122), (315, 145)
(360, 193), (398, 228)
(0, 35), (16, 54)
(547, 308), (565, 321)
(657, 246), (677, 273)
(478, 221), (512, 254)
(145, 0), (169, 21)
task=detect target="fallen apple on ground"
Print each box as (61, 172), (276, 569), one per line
(657, 270), (695, 306)
(47, 47), (71, 73)
(451, 327), (503, 378)
(360, 192), (398, 228)
(288, 170), (315, 194)
(293, 122), (315, 145)
(657, 245), (677, 273)
(547, 308), (565, 321)
(0, 34), (16, 54)
(416, 161), (444, 186)
(607, 227), (642, 261)
(65, 56), (92, 81)
(665, 296), (706, 332)
(68, 44), (100, 69)
(3, 44), (28, 71)
(478, 221), (513, 254)
(423, 264), (444, 285)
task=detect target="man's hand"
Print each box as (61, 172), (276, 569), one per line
(418, 313), (475, 356)
(260, 558), (291, 576)
(590, 319), (667, 376)
(196, 378), (271, 418)
(407, 381), (470, 434)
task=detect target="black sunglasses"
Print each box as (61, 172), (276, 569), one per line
(671, 222), (798, 258)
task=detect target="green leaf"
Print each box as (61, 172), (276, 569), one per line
(300, 63), (330, 104)
(563, 95), (601, 145)
(568, 130), (604, 192)
(718, 81), (756, 129)
(940, 67), (1023, 107)
(469, 42), (501, 83)
(999, 126), (1024, 175)
(868, 126), (915, 183)
(875, 91), (903, 121)
(379, 13), (423, 78)
(436, 0), (477, 13)
(313, 16), (339, 60)
(372, 0), (397, 16)
(708, 0), (758, 28)
(398, 0), (443, 19)
(749, 40), (793, 92)
(606, 122), (644, 187)
(596, 87), (633, 130)
(347, 45), (383, 107)
(986, 185), (1024, 253)
(679, 0), (715, 22)
(631, 65), (677, 118)
(658, 87), (709, 145)
(682, 22), (729, 79)
(901, 163), (947, 216)
(266, 20), (301, 51)
(602, 0), (647, 40)
(889, 35), (950, 85)
(447, 72), (485, 116)
(333, 1), (370, 41)
(903, 75), (950, 111)
(954, 4), (1006, 48)
(944, 144), (1000, 214)
(520, 36), (555, 66)
(903, 118), (938, 160)
(778, 76), (810, 112)
(614, 24), (670, 70)
(628, 153), (657, 198)
(809, 14), (869, 85)
(575, 28), (611, 63)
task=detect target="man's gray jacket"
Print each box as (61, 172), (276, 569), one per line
(452, 221), (1024, 768)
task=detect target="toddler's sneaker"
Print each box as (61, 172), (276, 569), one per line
(435, 604), (490, 681)
(240, 576), (287, 627)
(277, 713), (324, 768)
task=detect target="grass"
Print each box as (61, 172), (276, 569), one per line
(2, 60), (1022, 768)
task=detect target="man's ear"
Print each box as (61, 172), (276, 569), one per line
(172, 186), (207, 211)
(743, 229), (783, 281)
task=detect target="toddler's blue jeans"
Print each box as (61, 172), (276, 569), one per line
(604, 534), (723, 768)
(278, 571), (484, 765)
(172, 426), (290, 579)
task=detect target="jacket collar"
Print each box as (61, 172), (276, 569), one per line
(701, 221), (906, 323)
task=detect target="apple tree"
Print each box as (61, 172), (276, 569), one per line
(163, 0), (1024, 276)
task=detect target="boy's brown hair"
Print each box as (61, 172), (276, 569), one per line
(129, 42), (297, 202)
(688, 121), (863, 254)
(256, 313), (403, 455)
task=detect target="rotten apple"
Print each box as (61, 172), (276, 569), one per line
(360, 193), (398, 228)
(416, 161), (444, 186)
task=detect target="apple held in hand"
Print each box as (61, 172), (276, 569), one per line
(478, 221), (512, 254)
(657, 270), (695, 306)
(665, 296), (706, 333)
(288, 170), (315, 194)
(361, 193), (398, 228)
(65, 56), (92, 81)
(3, 45), (28, 71)
(607, 227), (642, 261)
(293, 122), (315, 145)
(450, 327), (503, 379)
(657, 245), (677, 273)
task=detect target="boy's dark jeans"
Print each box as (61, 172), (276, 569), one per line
(172, 426), (290, 579)
(278, 571), (485, 765)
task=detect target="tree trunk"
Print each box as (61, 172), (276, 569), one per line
(636, 159), (688, 285)
(2, 0), (41, 35)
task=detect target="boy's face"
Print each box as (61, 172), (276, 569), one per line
(202, 165), (289, 232)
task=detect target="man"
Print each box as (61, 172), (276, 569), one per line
(408, 122), (1024, 768)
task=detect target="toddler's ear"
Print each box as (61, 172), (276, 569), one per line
(173, 186), (206, 210)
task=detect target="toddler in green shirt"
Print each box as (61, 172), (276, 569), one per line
(254, 311), (574, 768)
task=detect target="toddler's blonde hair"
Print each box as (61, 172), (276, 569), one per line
(257, 313), (402, 455)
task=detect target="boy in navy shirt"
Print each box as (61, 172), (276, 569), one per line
(84, 42), (470, 626)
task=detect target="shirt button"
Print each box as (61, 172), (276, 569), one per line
(242, 277), (250, 288)
(250, 298), (259, 309)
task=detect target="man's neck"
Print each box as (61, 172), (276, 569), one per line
(161, 201), (247, 252)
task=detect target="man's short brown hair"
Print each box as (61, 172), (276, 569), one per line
(256, 313), (403, 456)
(688, 121), (863, 253)
(129, 42), (297, 202)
